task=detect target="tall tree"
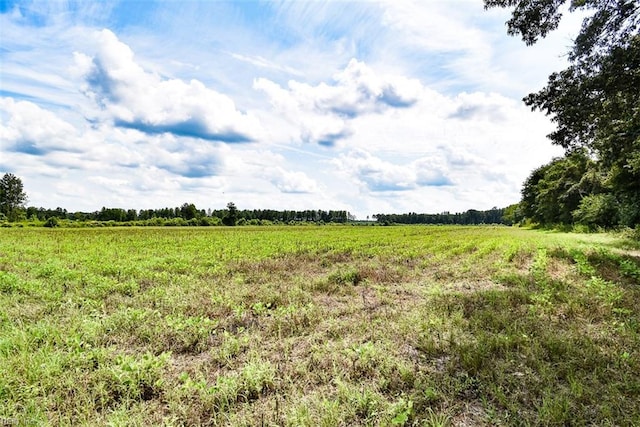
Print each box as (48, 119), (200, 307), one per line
(0, 173), (28, 221)
(485, 0), (640, 225)
(223, 202), (238, 226)
(180, 203), (198, 220)
(520, 151), (601, 224)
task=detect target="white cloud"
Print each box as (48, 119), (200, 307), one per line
(254, 59), (421, 146)
(0, 97), (79, 154)
(77, 29), (264, 143)
(317, 82), (564, 216)
(449, 92), (512, 122)
(216, 147), (320, 195)
(270, 167), (319, 193)
(333, 149), (452, 193)
(318, 59), (420, 115)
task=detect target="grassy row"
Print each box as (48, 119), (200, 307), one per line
(0, 226), (639, 425)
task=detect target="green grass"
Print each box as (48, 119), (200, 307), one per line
(0, 226), (639, 425)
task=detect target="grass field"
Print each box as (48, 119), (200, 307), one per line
(1, 226), (639, 426)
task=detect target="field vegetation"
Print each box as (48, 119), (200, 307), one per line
(1, 226), (639, 426)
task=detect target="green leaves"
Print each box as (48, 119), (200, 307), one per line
(484, 0), (566, 45)
(0, 173), (28, 222)
(487, 1), (640, 227)
(521, 151), (599, 225)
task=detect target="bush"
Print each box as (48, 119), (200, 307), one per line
(572, 194), (620, 228)
(623, 225), (640, 242)
(43, 217), (60, 228)
(165, 218), (187, 227)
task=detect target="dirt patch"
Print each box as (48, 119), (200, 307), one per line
(609, 246), (640, 259)
(439, 280), (507, 294)
(546, 258), (578, 282)
(168, 351), (212, 378)
(451, 401), (489, 426)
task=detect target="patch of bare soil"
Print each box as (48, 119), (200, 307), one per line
(451, 401), (489, 426)
(168, 351), (212, 378)
(613, 248), (640, 260)
(439, 280), (507, 294)
(546, 258), (579, 282)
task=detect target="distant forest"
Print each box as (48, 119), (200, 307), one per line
(373, 206), (516, 225)
(17, 202), (516, 227)
(23, 203), (350, 226)
(0, 172), (532, 228)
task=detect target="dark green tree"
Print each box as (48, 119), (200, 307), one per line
(0, 173), (28, 221)
(520, 162), (552, 221)
(572, 193), (620, 228)
(126, 209), (138, 221)
(520, 151), (601, 224)
(485, 0), (640, 226)
(501, 203), (525, 225)
(180, 203), (198, 220)
(223, 202), (238, 226)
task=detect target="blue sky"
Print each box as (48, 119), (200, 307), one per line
(0, 0), (583, 218)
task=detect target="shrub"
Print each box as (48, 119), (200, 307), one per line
(43, 217), (60, 228)
(572, 194), (619, 228)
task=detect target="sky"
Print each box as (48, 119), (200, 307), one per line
(0, 0), (584, 219)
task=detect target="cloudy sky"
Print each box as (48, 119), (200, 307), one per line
(0, 0), (583, 218)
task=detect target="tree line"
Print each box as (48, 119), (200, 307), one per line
(3, 172), (516, 227)
(486, 0), (639, 229)
(373, 207), (515, 225)
(0, 186), (353, 226)
(25, 204), (350, 225)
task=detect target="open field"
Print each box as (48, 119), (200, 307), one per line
(1, 226), (639, 426)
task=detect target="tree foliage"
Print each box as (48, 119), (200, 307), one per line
(222, 202), (239, 226)
(22, 203), (352, 226)
(572, 193), (620, 227)
(520, 151), (605, 224)
(0, 173), (28, 221)
(486, 0), (640, 227)
(484, 0), (639, 55)
(373, 207), (511, 225)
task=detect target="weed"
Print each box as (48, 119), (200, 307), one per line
(390, 397), (414, 426)
(327, 268), (362, 286)
(422, 408), (452, 427)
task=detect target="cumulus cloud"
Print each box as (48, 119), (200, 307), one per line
(317, 59), (420, 115)
(218, 147), (320, 194)
(149, 142), (222, 179)
(333, 149), (452, 192)
(270, 167), (319, 193)
(254, 59), (421, 146)
(0, 97), (79, 154)
(437, 144), (483, 167)
(413, 157), (455, 186)
(76, 29), (263, 143)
